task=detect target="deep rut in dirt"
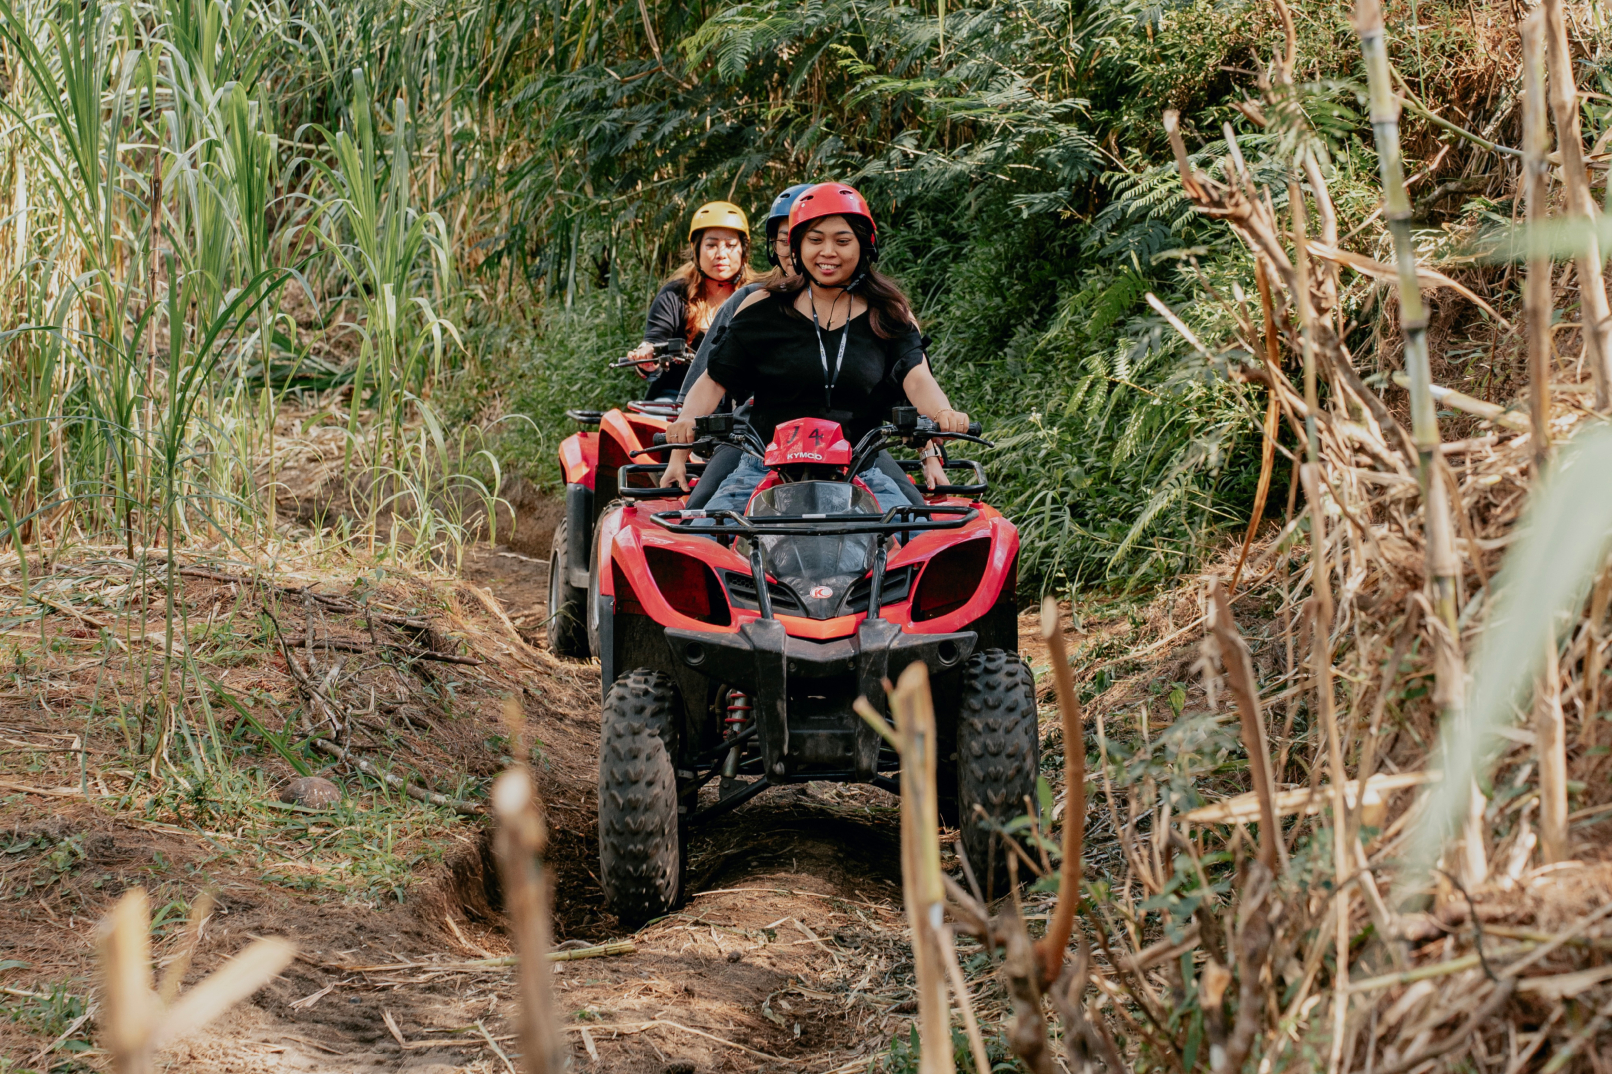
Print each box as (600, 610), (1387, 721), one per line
(455, 541), (917, 1072)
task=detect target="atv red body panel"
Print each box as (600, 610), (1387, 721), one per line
(559, 431), (598, 489)
(599, 495), (1016, 642)
(555, 402), (680, 601)
(591, 415), (1019, 801)
(763, 416), (853, 468)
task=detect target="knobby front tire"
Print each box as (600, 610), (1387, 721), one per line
(956, 648), (1041, 896)
(597, 669), (685, 927)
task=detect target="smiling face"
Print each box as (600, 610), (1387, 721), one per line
(697, 227), (745, 282)
(797, 214), (860, 287)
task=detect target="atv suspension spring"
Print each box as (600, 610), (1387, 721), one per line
(722, 690), (753, 780)
(725, 690), (753, 734)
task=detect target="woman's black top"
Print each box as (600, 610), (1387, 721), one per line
(706, 289), (925, 445)
(641, 280), (698, 398)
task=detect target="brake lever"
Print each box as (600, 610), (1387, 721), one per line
(894, 421), (995, 450)
(932, 431), (995, 448)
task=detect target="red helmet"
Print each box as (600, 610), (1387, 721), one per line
(787, 182), (878, 264)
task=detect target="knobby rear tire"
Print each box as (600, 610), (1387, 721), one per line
(547, 519), (589, 658)
(597, 669), (685, 928)
(956, 649), (1040, 895)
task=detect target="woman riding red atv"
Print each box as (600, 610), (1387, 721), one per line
(667, 182), (968, 508)
(625, 201), (755, 401)
(661, 181), (813, 496)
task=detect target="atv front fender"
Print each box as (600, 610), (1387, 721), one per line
(663, 620), (976, 781)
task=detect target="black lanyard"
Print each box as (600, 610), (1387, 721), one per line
(808, 284), (850, 411)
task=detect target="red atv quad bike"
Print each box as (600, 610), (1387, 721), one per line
(591, 408), (1037, 927)
(548, 340), (702, 657)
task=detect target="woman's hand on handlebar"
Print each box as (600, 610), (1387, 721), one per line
(626, 341), (656, 376)
(661, 451), (691, 490)
(666, 417), (697, 445)
(935, 408), (970, 435)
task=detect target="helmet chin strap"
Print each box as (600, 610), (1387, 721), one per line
(802, 256), (867, 292)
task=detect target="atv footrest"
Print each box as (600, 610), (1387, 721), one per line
(664, 619), (977, 782)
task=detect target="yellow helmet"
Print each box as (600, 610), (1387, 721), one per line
(688, 201), (749, 242)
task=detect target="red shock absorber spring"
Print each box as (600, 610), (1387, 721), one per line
(726, 690), (753, 733)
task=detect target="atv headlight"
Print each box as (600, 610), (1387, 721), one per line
(645, 548), (732, 626)
(912, 538), (990, 621)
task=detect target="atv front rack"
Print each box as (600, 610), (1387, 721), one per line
(651, 503), (977, 622)
(894, 458), (988, 498)
(616, 461), (710, 500)
(648, 502), (977, 538)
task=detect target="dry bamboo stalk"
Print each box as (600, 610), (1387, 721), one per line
(1035, 597), (1085, 988)
(1537, 634), (1569, 862)
(886, 663), (956, 1074)
(1354, 0), (1482, 897)
(101, 891), (156, 1074)
(1523, 11), (1554, 474)
(1208, 578), (1280, 870)
(1231, 257), (1284, 593)
(1300, 462), (1350, 1074)
(490, 765), (564, 1074)
(1544, 0), (1612, 410)
(98, 890), (295, 1074)
(1352, 0), (1462, 636)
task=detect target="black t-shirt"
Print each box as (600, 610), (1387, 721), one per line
(706, 289), (925, 445)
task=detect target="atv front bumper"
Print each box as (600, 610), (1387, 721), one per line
(663, 619), (977, 782)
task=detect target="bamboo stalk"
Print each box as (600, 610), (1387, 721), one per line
(98, 889), (295, 1074)
(1354, 0), (1482, 896)
(1523, 12), (1570, 865)
(1208, 578), (1280, 870)
(1034, 597), (1085, 988)
(1523, 11), (1554, 474)
(490, 765), (564, 1074)
(101, 891), (156, 1074)
(886, 663), (956, 1074)
(1538, 633), (1570, 862)
(1352, 0), (1462, 635)
(1544, 0), (1612, 410)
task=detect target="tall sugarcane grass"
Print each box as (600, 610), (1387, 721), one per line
(0, 0), (503, 781)
(0, 0), (494, 572)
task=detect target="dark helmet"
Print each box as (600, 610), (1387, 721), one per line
(764, 183), (814, 266)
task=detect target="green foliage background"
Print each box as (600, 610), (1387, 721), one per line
(0, 0), (1502, 590)
(480, 0), (1475, 592)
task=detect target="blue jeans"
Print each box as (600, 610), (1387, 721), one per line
(702, 455), (914, 516)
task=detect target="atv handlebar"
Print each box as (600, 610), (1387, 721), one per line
(649, 502), (978, 538)
(886, 406), (989, 446)
(629, 408), (995, 496)
(609, 338), (688, 370)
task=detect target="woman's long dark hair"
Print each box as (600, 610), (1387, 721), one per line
(773, 214), (916, 339)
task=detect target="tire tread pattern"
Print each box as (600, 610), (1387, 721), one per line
(548, 519), (589, 657)
(957, 649), (1040, 888)
(597, 670), (683, 927)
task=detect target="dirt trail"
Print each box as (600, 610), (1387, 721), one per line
(458, 543), (917, 1073)
(2, 531), (975, 1074)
